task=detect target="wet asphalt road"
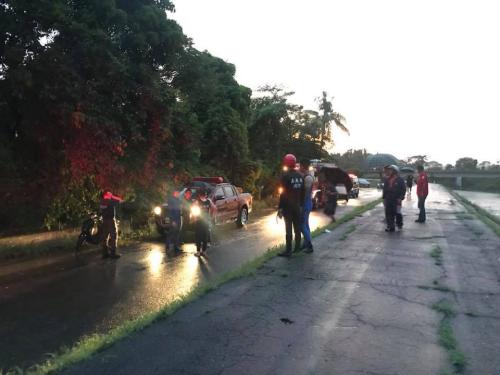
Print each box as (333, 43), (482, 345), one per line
(0, 190), (379, 369)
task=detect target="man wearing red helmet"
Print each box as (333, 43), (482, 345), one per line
(99, 189), (123, 259)
(277, 154), (305, 257)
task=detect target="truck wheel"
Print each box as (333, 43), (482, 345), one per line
(237, 207), (249, 228)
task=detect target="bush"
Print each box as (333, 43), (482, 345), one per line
(44, 178), (101, 230)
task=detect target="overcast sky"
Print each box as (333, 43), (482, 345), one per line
(172, 0), (500, 165)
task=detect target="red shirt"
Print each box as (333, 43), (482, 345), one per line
(416, 172), (429, 197)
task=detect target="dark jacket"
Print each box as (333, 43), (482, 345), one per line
(99, 198), (120, 220)
(383, 175), (406, 202)
(278, 170), (305, 212)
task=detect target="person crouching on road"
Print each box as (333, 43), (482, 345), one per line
(415, 165), (429, 223)
(324, 180), (338, 222)
(99, 189), (123, 259)
(193, 189), (215, 257)
(383, 165), (406, 232)
(277, 154), (305, 257)
(166, 190), (182, 253)
(299, 159), (314, 253)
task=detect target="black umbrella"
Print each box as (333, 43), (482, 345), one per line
(400, 166), (415, 173)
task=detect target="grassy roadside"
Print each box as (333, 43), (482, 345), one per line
(424, 240), (467, 374)
(0, 227), (158, 263)
(4, 198), (382, 375)
(432, 300), (467, 374)
(450, 191), (500, 237)
(0, 235), (79, 262)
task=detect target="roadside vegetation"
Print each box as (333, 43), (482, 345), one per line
(0, 0), (356, 237)
(0, 199), (382, 375)
(339, 224), (357, 241)
(451, 192), (500, 237)
(432, 300), (467, 374)
(422, 242), (467, 374)
(0, 226), (157, 262)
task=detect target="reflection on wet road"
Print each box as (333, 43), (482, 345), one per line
(0, 189), (380, 368)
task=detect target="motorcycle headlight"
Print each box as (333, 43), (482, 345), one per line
(153, 206), (162, 215)
(190, 205), (201, 217)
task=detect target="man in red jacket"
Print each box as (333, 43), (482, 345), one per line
(416, 165), (429, 223)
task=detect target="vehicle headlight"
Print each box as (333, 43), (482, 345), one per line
(190, 205), (201, 217)
(153, 206), (162, 216)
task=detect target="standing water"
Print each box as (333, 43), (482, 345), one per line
(454, 190), (500, 218)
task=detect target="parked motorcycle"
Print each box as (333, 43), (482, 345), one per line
(75, 213), (102, 255)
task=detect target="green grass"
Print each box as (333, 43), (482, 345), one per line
(432, 300), (456, 319)
(0, 236), (78, 261)
(451, 192), (500, 237)
(311, 198), (382, 237)
(0, 227), (157, 262)
(5, 199), (383, 375)
(432, 300), (467, 374)
(430, 245), (443, 266)
(455, 213), (474, 221)
(339, 224), (357, 241)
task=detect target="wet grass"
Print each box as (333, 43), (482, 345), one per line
(433, 300), (467, 374)
(0, 236), (78, 261)
(7, 198), (383, 375)
(311, 198), (382, 237)
(339, 224), (357, 241)
(451, 192), (500, 237)
(0, 227), (157, 263)
(430, 245), (443, 266)
(454, 213), (474, 221)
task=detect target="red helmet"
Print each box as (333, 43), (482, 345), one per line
(283, 154), (297, 168)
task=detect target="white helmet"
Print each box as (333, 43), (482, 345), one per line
(388, 164), (400, 173)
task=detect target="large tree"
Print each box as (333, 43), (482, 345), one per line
(455, 157), (478, 170)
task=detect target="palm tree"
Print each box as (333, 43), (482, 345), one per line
(317, 91), (348, 149)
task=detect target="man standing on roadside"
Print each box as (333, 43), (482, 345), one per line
(300, 159), (314, 253)
(383, 165), (406, 232)
(166, 190), (183, 253)
(416, 165), (429, 223)
(100, 189), (123, 259)
(277, 154), (305, 257)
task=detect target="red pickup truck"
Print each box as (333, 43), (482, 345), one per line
(154, 177), (253, 234)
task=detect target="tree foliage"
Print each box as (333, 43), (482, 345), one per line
(455, 157), (478, 171)
(0, 1), (347, 231)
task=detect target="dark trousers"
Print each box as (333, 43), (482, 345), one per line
(385, 200), (398, 229)
(167, 216), (182, 250)
(396, 204), (403, 228)
(418, 195), (427, 222)
(195, 220), (209, 253)
(284, 206), (302, 253)
(324, 196), (337, 216)
(101, 218), (117, 255)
